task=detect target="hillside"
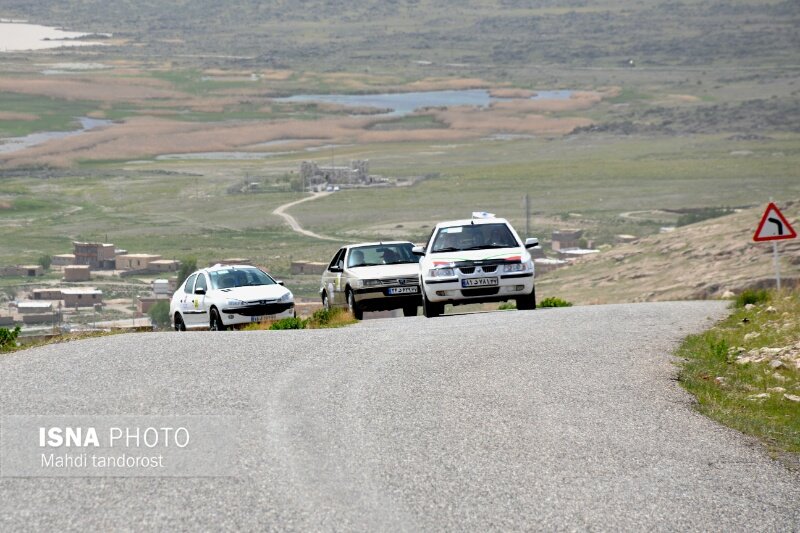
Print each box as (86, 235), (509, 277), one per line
(537, 201), (800, 305)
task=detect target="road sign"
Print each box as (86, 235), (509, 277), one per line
(753, 202), (797, 242)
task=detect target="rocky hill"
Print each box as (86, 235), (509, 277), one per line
(538, 201), (800, 305)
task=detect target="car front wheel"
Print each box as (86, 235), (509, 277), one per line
(516, 286), (536, 311)
(422, 287), (443, 318)
(347, 289), (363, 320)
(322, 291), (331, 310)
(402, 305), (417, 317)
(210, 308), (226, 331)
(174, 313), (186, 331)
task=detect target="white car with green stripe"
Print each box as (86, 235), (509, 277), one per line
(412, 215), (539, 317)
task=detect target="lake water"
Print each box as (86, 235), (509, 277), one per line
(0, 117), (112, 154)
(276, 89), (574, 116)
(0, 22), (108, 52)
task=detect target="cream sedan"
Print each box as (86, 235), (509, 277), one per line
(320, 242), (421, 319)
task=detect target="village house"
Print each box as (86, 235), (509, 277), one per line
(551, 229), (584, 252)
(115, 254), (162, 271)
(0, 265), (44, 277)
(32, 288), (63, 300)
(64, 265), (91, 282)
(51, 254), (76, 267)
(73, 242), (116, 270)
(61, 288), (103, 308)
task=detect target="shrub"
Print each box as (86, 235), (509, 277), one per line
(735, 289), (769, 308)
(0, 326), (21, 351)
(148, 301), (171, 328)
(37, 254), (52, 271)
(269, 317), (307, 330)
(498, 302), (516, 310)
(307, 307), (356, 328)
(540, 297), (573, 308)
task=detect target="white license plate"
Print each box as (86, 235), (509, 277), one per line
(388, 286), (418, 295)
(461, 277), (498, 288)
(250, 314), (278, 323)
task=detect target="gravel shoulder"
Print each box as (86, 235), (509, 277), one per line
(1, 301), (798, 531)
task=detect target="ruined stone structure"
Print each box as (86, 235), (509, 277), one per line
(300, 160), (371, 187)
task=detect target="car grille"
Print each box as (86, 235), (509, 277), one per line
(458, 265), (497, 275)
(461, 288), (500, 297)
(378, 277), (419, 286)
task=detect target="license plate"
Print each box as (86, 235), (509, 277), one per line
(387, 286), (418, 295)
(461, 277), (498, 288)
(251, 314), (278, 323)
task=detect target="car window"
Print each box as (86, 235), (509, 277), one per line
(431, 223), (519, 252)
(328, 249), (345, 270)
(183, 273), (198, 294)
(347, 243), (419, 267)
(195, 273), (208, 292)
(209, 267), (275, 289)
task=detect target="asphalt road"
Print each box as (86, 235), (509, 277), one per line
(2, 301), (799, 531)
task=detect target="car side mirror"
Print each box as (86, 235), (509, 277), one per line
(276, 280), (285, 286)
(412, 246), (426, 256)
(329, 266), (342, 273)
(194, 287), (206, 295)
(525, 238), (539, 249)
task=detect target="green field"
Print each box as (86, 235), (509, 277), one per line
(0, 0), (798, 302)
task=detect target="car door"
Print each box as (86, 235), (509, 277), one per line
(190, 272), (210, 327)
(178, 273), (198, 327)
(323, 248), (347, 307)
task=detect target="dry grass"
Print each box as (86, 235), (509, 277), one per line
(0, 77), (186, 102)
(404, 77), (493, 91)
(489, 91), (603, 113)
(0, 115), (367, 167)
(0, 111), (38, 121)
(431, 106), (592, 135)
(489, 88), (537, 98)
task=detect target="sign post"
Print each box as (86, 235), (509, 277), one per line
(753, 202), (797, 290)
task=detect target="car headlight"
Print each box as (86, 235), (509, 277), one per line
(503, 262), (529, 273)
(428, 268), (455, 277)
(226, 299), (246, 307)
(280, 292), (293, 303)
(363, 279), (382, 287)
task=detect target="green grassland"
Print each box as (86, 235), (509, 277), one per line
(678, 290), (800, 466)
(0, 0), (798, 302)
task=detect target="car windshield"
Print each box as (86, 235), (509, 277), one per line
(431, 223), (519, 252)
(209, 267), (275, 289)
(347, 243), (420, 267)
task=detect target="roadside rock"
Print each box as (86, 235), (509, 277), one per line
(783, 394), (800, 403)
(747, 393), (770, 401)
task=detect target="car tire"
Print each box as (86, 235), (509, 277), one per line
(516, 286), (537, 311)
(347, 289), (363, 320)
(402, 305), (417, 317)
(174, 313), (186, 331)
(422, 288), (443, 318)
(210, 308), (226, 331)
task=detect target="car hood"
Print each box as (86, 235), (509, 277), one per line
(214, 284), (291, 302)
(347, 263), (420, 279)
(423, 247), (527, 267)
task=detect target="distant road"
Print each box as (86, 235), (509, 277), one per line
(2, 301), (799, 530)
(272, 192), (339, 241)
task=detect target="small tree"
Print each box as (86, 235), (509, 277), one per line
(37, 254), (52, 271)
(148, 301), (171, 329)
(176, 257), (197, 288)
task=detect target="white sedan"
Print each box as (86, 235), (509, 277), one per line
(413, 215), (539, 317)
(170, 264), (294, 331)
